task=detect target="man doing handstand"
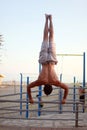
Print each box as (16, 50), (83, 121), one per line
(27, 14), (69, 104)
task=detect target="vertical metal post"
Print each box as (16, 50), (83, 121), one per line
(73, 76), (76, 112)
(26, 76), (29, 118)
(83, 52), (86, 88)
(38, 63), (42, 116)
(75, 103), (79, 127)
(20, 73), (23, 115)
(83, 52), (86, 112)
(59, 73), (62, 113)
(60, 73), (62, 82)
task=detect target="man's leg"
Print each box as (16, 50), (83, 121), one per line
(48, 15), (58, 64)
(39, 14), (49, 64)
(43, 14), (49, 42)
(49, 15), (54, 43)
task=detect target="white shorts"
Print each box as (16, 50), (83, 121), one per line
(38, 41), (58, 64)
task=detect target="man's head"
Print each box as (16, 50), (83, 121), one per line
(43, 84), (53, 96)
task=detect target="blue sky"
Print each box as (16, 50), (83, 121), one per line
(0, 0), (87, 83)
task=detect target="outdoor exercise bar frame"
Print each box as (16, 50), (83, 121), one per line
(38, 52), (86, 115)
(57, 52), (86, 113)
(20, 52), (86, 117)
(57, 52), (86, 88)
(0, 99), (83, 127)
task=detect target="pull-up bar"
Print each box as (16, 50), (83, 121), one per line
(38, 52), (86, 116)
(57, 52), (86, 88)
(57, 54), (83, 56)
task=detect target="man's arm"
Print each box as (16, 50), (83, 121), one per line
(53, 81), (69, 104)
(62, 84), (69, 104)
(27, 85), (34, 103)
(27, 80), (43, 104)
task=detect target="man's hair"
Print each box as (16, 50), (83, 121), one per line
(43, 84), (53, 95)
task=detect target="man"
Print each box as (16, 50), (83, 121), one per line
(79, 86), (85, 103)
(27, 14), (69, 104)
(78, 86), (85, 112)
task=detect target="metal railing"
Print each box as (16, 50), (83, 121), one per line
(0, 99), (84, 127)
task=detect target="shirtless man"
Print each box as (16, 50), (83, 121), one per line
(27, 14), (69, 104)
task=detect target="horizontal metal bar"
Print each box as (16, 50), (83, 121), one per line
(0, 99), (84, 104)
(0, 108), (83, 113)
(0, 99), (27, 103)
(0, 104), (26, 109)
(0, 108), (28, 112)
(57, 54), (83, 56)
(0, 92), (26, 97)
(0, 116), (82, 121)
(0, 92), (86, 98)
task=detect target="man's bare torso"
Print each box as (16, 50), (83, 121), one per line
(38, 63), (58, 84)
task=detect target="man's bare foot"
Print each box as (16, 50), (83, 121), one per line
(49, 14), (52, 21)
(45, 14), (49, 20)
